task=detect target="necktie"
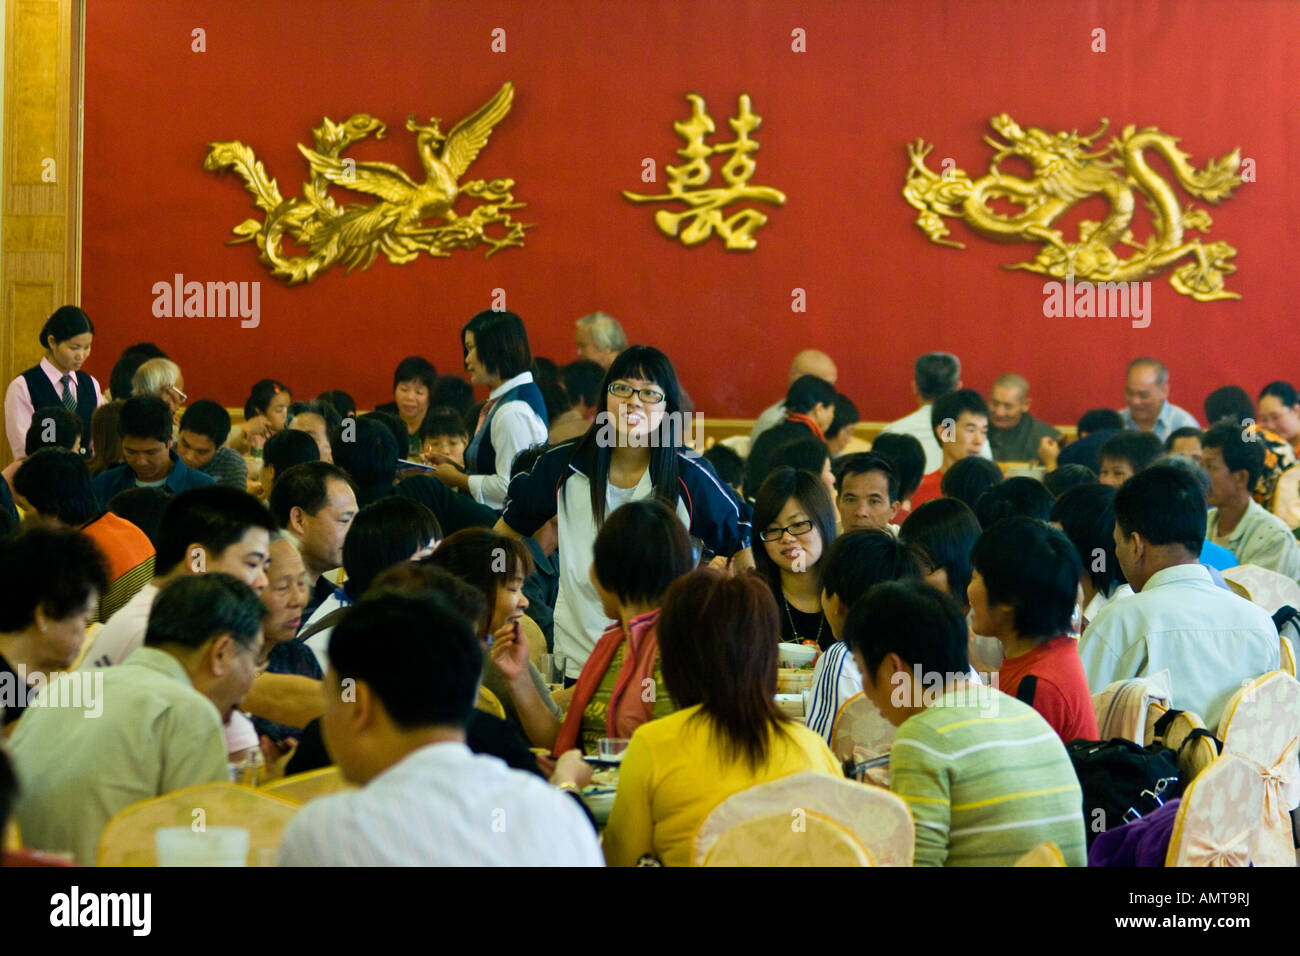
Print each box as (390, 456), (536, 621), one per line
(474, 397), (498, 435)
(60, 374), (77, 412)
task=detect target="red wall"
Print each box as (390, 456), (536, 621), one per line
(81, 0), (1300, 424)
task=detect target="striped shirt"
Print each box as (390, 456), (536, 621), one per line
(889, 684), (1086, 866)
(804, 641), (860, 742)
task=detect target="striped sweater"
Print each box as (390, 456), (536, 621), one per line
(889, 684), (1087, 866)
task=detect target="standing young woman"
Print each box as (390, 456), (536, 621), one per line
(5, 306), (103, 460)
(751, 466), (838, 650)
(496, 345), (753, 681)
(429, 311), (547, 510)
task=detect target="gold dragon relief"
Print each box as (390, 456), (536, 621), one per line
(204, 82), (530, 285)
(903, 115), (1244, 301)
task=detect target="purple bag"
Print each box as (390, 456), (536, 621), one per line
(1088, 798), (1181, 867)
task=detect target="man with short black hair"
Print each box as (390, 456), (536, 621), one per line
(803, 530), (926, 741)
(259, 429), (320, 498)
(986, 373), (1059, 463)
(743, 374), (838, 498)
(909, 389), (990, 509)
(178, 399), (248, 489)
(845, 579), (1086, 866)
(1201, 422), (1300, 577)
(1079, 465), (1279, 727)
(1165, 426), (1203, 459)
(970, 518), (1097, 742)
(269, 462), (358, 623)
(881, 353), (994, 474)
(1044, 408), (1124, 473)
(331, 416), (399, 507)
(83, 485), (274, 668)
(1120, 357), (1199, 441)
(91, 396), (214, 506)
(1097, 430), (1164, 487)
(277, 591), (602, 865)
(287, 400), (339, 464)
(834, 452), (900, 533)
(10, 574), (266, 863)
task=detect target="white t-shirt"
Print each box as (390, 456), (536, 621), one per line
(81, 583), (160, 669)
(277, 741), (603, 866)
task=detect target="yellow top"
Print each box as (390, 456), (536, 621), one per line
(602, 704), (842, 867)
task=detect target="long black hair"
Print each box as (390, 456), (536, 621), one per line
(567, 345), (684, 526)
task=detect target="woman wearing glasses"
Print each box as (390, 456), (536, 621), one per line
(751, 466), (838, 650)
(428, 310), (548, 511)
(496, 345), (752, 681)
(4, 306), (103, 461)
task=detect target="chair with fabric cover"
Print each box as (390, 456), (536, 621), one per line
(830, 693), (897, 786)
(692, 771), (913, 867)
(1091, 672), (1173, 744)
(97, 782), (301, 867)
(259, 766), (353, 805)
(1014, 842), (1066, 867)
(520, 613), (548, 671)
(1280, 635), (1296, 679)
(717, 434), (750, 460)
(1221, 565), (1300, 615)
(1216, 671), (1300, 867)
(476, 685), (506, 719)
(1165, 754), (1264, 867)
(1153, 709), (1218, 786)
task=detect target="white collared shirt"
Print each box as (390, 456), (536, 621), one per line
(1079, 563), (1278, 728)
(277, 741), (604, 866)
(467, 371), (548, 510)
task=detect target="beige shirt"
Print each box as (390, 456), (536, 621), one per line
(1208, 499), (1300, 580)
(8, 646), (229, 864)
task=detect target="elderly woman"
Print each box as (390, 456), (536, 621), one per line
(490, 498), (695, 753)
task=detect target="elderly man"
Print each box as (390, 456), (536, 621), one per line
(880, 352), (994, 474)
(749, 350), (838, 447)
(1119, 357), (1199, 442)
(574, 311), (627, 370)
(987, 373), (1059, 463)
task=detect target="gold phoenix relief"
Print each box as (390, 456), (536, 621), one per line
(904, 115), (1244, 301)
(624, 93), (786, 250)
(204, 82), (529, 284)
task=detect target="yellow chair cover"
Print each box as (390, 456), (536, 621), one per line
(703, 811), (873, 867)
(69, 623), (103, 672)
(519, 614), (549, 672)
(1270, 462), (1300, 530)
(476, 685), (506, 719)
(1280, 635), (1296, 679)
(1153, 709), (1217, 786)
(691, 770), (913, 867)
(1166, 754), (1264, 867)
(830, 692), (897, 786)
(259, 766), (353, 805)
(1014, 841), (1066, 867)
(1091, 671), (1173, 744)
(1216, 671), (1300, 867)
(97, 782), (301, 867)
(1221, 565), (1300, 616)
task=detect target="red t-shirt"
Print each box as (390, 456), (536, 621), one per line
(908, 469), (943, 511)
(996, 635), (1099, 743)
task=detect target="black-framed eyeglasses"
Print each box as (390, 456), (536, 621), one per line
(608, 382), (666, 405)
(758, 519), (815, 542)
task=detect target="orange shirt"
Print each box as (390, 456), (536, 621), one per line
(81, 511), (155, 623)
